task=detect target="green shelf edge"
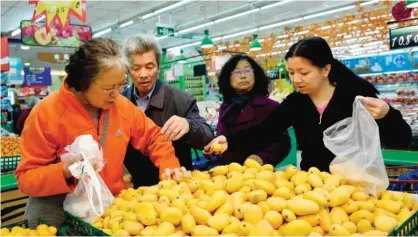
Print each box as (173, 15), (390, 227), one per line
(1, 173), (18, 191)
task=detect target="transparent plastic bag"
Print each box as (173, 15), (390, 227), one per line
(63, 152), (114, 223)
(323, 96), (389, 197)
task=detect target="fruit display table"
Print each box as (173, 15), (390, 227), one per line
(1, 173), (28, 227)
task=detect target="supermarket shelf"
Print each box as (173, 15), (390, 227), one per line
(383, 150), (418, 166)
(1, 173), (18, 191)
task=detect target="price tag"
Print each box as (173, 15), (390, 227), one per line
(390, 25), (418, 50)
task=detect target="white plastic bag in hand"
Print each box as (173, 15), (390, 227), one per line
(63, 152), (114, 223)
(323, 96), (389, 197)
(61, 135), (104, 172)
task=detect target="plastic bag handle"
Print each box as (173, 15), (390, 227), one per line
(80, 152), (105, 217)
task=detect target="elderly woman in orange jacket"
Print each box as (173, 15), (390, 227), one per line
(15, 38), (186, 228)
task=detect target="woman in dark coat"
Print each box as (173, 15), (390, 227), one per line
(204, 54), (291, 166)
(208, 37), (412, 172)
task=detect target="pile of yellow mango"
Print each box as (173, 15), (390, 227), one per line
(1, 224), (57, 236)
(92, 160), (418, 236)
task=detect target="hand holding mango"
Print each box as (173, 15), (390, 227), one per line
(203, 135), (228, 156)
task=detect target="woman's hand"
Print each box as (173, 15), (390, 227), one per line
(164, 167), (191, 181)
(246, 154), (264, 165)
(203, 136), (228, 157)
(358, 96), (390, 120)
(62, 153), (102, 179)
(62, 154), (83, 179)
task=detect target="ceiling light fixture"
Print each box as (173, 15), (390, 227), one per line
(249, 34), (262, 51)
(11, 29), (21, 37)
(168, 1), (385, 50)
(93, 28), (112, 38)
(142, 0), (195, 20)
(120, 20), (134, 28)
(201, 29), (214, 48)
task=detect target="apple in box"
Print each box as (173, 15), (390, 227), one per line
(34, 27), (52, 45)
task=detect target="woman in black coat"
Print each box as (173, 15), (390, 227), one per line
(213, 37), (412, 172)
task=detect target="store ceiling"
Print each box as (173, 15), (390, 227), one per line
(2, 0), (392, 67)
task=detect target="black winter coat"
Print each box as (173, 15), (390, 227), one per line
(271, 77), (412, 172)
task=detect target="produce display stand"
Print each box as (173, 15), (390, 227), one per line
(1, 217), (63, 235)
(387, 165), (418, 236)
(61, 211), (109, 236)
(382, 149), (418, 166)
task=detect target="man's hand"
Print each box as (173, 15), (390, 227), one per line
(161, 116), (190, 141)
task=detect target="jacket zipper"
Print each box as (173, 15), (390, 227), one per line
(319, 115), (322, 125)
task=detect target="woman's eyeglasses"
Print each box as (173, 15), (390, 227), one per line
(231, 69), (254, 76)
(95, 82), (129, 94)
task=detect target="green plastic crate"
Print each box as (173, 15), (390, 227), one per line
(0, 156), (21, 172)
(63, 211), (109, 236)
(389, 210), (418, 236)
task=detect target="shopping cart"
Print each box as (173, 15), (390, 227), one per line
(386, 165), (418, 236)
(386, 165), (418, 194)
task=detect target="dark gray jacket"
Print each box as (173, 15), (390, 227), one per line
(122, 79), (214, 187)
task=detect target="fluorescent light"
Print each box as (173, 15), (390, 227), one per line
(260, 0), (293, 10)
(303, 5), (355, 20)
(222, 28), (257, 40)
(259, 17), (303, 31)
(120, 20), (133, 28)
(24, 62), (30, 66)
(360, 0), (379, 6)
(21, 45), (30, 50)
(212, 37), (223, 42)
(11, 29), (21, 37)
(142, 0), (195, 20)
(213, 9), (260, 24)
(157, 35), (169, 41)
(177, 22), (214, 35)
(93, 28), (111, 38)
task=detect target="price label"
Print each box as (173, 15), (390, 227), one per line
(390, 25), (418, 50)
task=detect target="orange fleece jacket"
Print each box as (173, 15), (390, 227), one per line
(15, 82), (180, 197)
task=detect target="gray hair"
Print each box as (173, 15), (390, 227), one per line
(123, 35), (162, 67)
(28, 96), (40, 108)
(65, 38), (129, 92)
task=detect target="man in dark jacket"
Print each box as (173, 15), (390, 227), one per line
(122, 35), (214, 187)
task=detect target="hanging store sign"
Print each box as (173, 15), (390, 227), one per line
(8, 57), (23, 85)
(23, 66), (52, 87)
(21, 20), (92, 48)
(389, 25), (418, 50)
(1, 37), (9, 72)
(29, 0), (86, 33)
(37, 52), (70, 64)
(156, 25), (174, 36)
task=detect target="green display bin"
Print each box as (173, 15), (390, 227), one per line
(62, 211), (109, 236)
(1, 156), (21, 172)
(389, 210), (418, 236)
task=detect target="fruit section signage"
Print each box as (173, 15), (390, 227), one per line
(23, 66), (52, 87)
(21, 20), (92, 48)
(29, 0), (86, 33)
(389, 25), (418, 50)
(341, 51), (418, 74)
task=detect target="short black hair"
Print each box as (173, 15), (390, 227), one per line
(65, 38), (127, 92)
(218, 54), (270, 102)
